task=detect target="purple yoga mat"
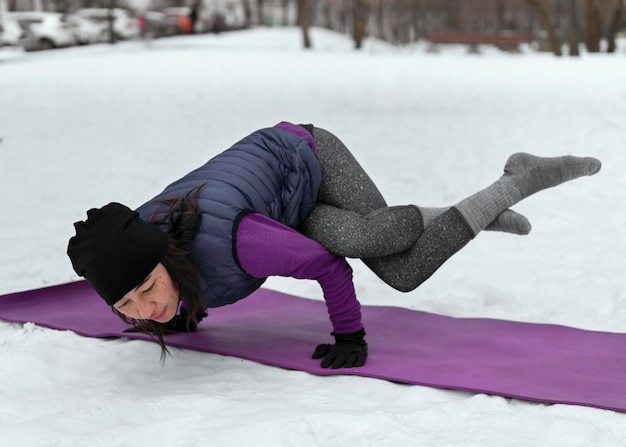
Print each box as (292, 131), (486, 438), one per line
(2, 281), (626, 412)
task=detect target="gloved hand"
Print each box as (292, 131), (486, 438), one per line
(124, 307), (208, 334)
(312, 328), (368, 369)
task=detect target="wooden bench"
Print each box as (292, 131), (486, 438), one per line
(424, 32), (531, 52)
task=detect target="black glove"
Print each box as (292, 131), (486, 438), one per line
(312, 328), (368, 369)
(124, 307), (208, 335)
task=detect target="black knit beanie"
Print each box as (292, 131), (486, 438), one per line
(67, 202), (168, 306)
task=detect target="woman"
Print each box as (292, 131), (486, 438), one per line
(67, 122), (601, 369)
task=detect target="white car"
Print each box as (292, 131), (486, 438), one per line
(0, 16), (40, 51)
(5, 12), (76, 49)
(75, 8), (139, 40)
(64, 14), (107, 44)
(0, 15), (23, 46)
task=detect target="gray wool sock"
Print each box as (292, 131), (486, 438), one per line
(420, 207), (531, 235)
(455, 153), (601, 236)
(485, 209), (531, 235)
(418, 207), (448, 227)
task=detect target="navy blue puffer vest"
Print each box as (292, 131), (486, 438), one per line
(135, 125), (321, 307)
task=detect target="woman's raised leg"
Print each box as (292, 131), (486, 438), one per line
(365, 153), (601, 292)
(300, 128), (544, 289)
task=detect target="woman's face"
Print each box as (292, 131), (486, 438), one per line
(113, 263), (179, 323)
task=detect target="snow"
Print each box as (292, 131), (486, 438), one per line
(1, 28), (626, 446)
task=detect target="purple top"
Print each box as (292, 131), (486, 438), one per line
(236, 212), (363, 334)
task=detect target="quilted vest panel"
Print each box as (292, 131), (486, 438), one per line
(136, 126), (321, 307)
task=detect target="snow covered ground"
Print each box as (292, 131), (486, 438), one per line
(1, 28), (626, 446)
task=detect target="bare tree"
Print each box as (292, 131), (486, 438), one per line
(282, 0), (290, 25)
(585, 0), (601, 52)
(606, 0), (624, 53)
(306, 0), (625, 54)
(257, 0), (266, 25)
(242, 0), (254, 27)
(566, 0), (581, 56)
(108, 0), (116, 44)
(353, 0), (368, 49)
(298, 0), (312, 48)
(527, 0), (562, 56)
(318, 0), (331, 29)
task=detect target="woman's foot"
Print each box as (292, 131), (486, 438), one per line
(454, 153), (601, 236)
(504, 153), (601, 199)
(421, 207), (531, 235)
(485, 209), (532, 235)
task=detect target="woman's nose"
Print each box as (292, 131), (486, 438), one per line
(135, 298), (154, 320)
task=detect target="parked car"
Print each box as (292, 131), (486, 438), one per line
(4, 12), (76, 50)
(14, 20), (41, 51)
(1, 15), (43, 51)
(142, 11), (178, 38)
(64, 14), (107, 45)
(161, 7), (197, 34)
(217, 4), (247, 31)
(1, 15), (22, 46)
(75, 8), (139, 40)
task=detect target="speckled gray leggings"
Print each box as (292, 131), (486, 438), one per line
(299, 127), (474, 292)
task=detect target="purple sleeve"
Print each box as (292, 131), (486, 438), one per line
(235, 213), (363, 334)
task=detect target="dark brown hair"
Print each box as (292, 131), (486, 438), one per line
(113, 184), (206, 360)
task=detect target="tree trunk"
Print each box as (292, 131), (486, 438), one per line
(298, 0), (312, 48)
(527, 0), (562, 56)
(257, 0), (266, 26)
(411, 0), (421, 41)
(585, 0), (601, 52)
(495, 0), (505, 31)
(566, 0), (580, 56)
(56, 0), (70, 13)
(282, 0), (290, 26)
(320, 0), (331, 30)
(353, 0), (368, 50)
(376, 0), (384, 41)
(242, 0), (253, 27)
(606, 0), (624, 53)
(108, 0), (116, 44)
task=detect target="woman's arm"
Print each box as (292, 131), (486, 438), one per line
(235, 212), (363, 335)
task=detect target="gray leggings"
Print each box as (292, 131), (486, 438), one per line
(299, 127), (473, 292)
